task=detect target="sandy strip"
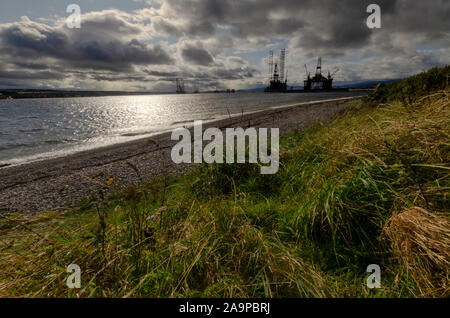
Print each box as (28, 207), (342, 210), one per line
(0, 96), (363, 215)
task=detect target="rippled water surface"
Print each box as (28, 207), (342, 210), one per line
(0, 92), (365, 166)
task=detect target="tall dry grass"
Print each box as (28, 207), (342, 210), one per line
(383, 207), (449, 297)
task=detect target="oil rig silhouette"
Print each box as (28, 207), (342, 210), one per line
(176, 78), (185, 94)
(304, 57), (338, 91)
(176, 78), (201, 94)
(265, 50), (339, 92)
(265, 49), (288, 92)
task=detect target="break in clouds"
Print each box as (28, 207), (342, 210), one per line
(0, 0), (449, 91)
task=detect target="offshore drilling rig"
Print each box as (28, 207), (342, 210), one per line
(176, 78), (186, 94)
(265, 51), (339, 92)
(304, 57), (338, 91)
(265, 49), (288, 92)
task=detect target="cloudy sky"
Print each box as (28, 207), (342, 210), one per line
(0, 0), (448, 92)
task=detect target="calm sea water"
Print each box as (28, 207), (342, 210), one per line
(0, 92), (365, 166)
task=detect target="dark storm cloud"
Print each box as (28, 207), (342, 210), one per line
(152, 17), (183, 37)
(211, 66), (258, 80)
(13, 62), (50, 70)
(157, 0), (387, 57)
(0, 79), (22, 87)
(90, 74), (148, 82)
(76, 12), (142, 38)
(181, 43), (214, 66)
(184, 65), (259, 81)
(384, 1), (450, 34)
(186, 21), (216, 37)
(144, 70), (179, 77)
(0, 69), (65, 80)
(0, 14), (173, 73)
(161, 0), (448, 54)
(161, 0), (309, 37)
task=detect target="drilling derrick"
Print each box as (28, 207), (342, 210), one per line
(280, 49), (286, 83)
(265, 49), (288, 93)
(268, 50), (274, 81)
(304, 57), (334, 91)
(176, 78), (185, 94)
(316, 57), (322, 76)
(193, 80), (199, 93)
(273, 64), (279, 81)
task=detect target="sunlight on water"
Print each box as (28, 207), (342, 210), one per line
(0, 92), (365, 166)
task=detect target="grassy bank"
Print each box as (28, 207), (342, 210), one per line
(0, 67), (449, 298)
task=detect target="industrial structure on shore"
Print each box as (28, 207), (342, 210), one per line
(265, 50), (339, 92)
(265, 49), (288, 92)
(176, 78), (186, 94)
(175, 79), (202, 94)
(304, 57), (338, 91)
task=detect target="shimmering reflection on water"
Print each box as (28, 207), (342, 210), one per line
(0, 92), (366, 166)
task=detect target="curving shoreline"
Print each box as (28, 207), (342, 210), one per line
(0, 96), (363, 215)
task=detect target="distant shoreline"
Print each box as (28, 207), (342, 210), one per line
(0, 89), (176, 100)
(0, 96), (364, 215)
(0, 88), (374, 100)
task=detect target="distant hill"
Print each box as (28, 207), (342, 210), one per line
(236, 79), (401, 93)
(0, 89), (169, 99)
(334, 79), (401, 89)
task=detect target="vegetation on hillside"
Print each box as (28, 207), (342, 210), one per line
(0, 67), (448, 298)
(366, 65), (450, 105)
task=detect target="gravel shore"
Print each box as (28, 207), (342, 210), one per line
(0, 96), (362, 215)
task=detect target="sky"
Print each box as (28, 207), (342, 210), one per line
(0, 0), (448, 92)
